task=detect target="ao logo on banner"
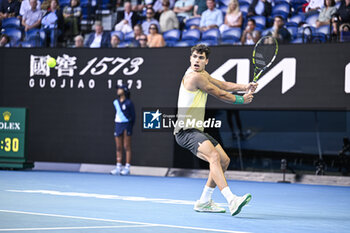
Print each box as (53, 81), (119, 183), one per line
(211, 58), (297, 94)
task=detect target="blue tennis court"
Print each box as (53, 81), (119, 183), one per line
(1, 170), (349, 233)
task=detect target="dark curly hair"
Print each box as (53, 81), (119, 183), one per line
(191, 44), (210, 59)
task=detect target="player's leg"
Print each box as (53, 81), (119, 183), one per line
(204, 144), (230, 189)
(197, 141), (251, 216)
(121, 130), (131, 175)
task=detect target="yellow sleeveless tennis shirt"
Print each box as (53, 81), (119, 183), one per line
(174, 68), (208, 134)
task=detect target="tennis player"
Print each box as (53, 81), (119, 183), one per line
(110, 85), (135, 176)
(174, 44), (257, 216)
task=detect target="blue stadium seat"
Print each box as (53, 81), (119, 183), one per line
(221, 28), (241, 44)
(271, 3), (290, 20)
(198, 40), (218, 46)
(80, 0), (89, 6)
(111, 31), (124, 41)
(286, 25), (298, 39)
(312, 34), (327, 43)
(185, 17), (201, 29)
(219, 5), (228, 14)
(3, 28), (22, 47)
(181, 29), (201, 42)
(316, 25), (331, 36)
(261, 27), (272, 36)
(201, 28), (220, 42)
(240, 4), (249, 14)
(219, 0), (230, 6)
(250, 15), (266, 31)
(291, 37), (303, 43)
(290, 0), (307, 13)
(60, 0), (70, 7)
(304, 13), (319, 27)
(287, 14), (304, 27)
(238, 0), (252, 6)
(25, 29), (46, 47)
(163, 29), (181, 46)
(2, 17), (21, 29)
(20, 40), (36, 48)
(124, 31), (135, 42)
(174, 41), (194, 47)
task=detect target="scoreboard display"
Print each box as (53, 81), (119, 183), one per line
(0, 107), (31, 168)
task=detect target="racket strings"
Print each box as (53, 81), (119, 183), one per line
(253, 38), (277, 69)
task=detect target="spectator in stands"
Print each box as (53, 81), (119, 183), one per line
(159, 0), (179, 32)
(139, 34), (148, 47)
(268, 15), (291, 43)
(133, 24), (143, 41)
(74, 34), (84, 47)
(22, 0), (43, 32)
(305, 0), (324, 17)
(20, 0), (41, 18)
(0, 0), (21, 21)
(241, 18), (261, 44)
(219, 0), (242, 33)
(153, 0), (176, 20)
(85, 21), (111, 47)
(193, 0), (207, 16)
(0, 34), (10, 47)
(174, 0), (195, 26)
(332, 0), (350, 35)
(147, 23), (165, 47)
(199, 0), (223, 31)
(114, 1), (140, 34)
(142, 7), (160, 34)
(41, 0), (64, 47)
(316, 0), (336, 28)
(247, 0), (272, 18)
(63, 0), (82, 40)
(110, 34), (121, 48)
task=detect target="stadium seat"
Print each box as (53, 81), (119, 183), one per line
(20, 40), (36, 48)
(250, 15), (266, 31)
(340, 31), (350, 42)
(25, 29), (46, 47)
(201, 28), (220, 42)
(124, 31), (135, 42)
(240, 4), (249, 15)
(287, 14), (304, 27)
(261, 27), (272, 36)
(185, 17), (201, 29)
(181, 29), (201, 42)
(174, 41), (195, 47)
(163, 29), (181, 47)
(111, 31), (124, 41)
(238, 0), (252, 6)
(198, 40), (218, 46)
(304, 13), (319, 27)
(271, 3), (290, 20)
(221, 28), (241, 44)
(60, 0), (70, 7)
(219, 5), (228, 14)
(291, 37), (303, 43)
(2, 28), (22, 47)
(290, 0), (307, 13)
(2, 17), (21, 29)
(219, 0), (230, 6)
(287, 25), (298, 39)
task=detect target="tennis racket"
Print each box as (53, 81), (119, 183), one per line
(250, 36), (279, 89)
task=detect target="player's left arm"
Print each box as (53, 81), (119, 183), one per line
(202, 70), (258, 93)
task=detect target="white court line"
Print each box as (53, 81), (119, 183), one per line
(0, 225), (154, 232)
(6, 189), (229, 206)
(0, 210), (251, 233)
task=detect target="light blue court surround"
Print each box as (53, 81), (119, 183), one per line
(0, 171), (349, 233)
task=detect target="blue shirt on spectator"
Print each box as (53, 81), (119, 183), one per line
(200, 8), (223, 28)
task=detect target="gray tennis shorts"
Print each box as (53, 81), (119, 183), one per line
(175, 128), (219, 155)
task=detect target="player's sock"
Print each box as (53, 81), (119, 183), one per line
(125, 163), (130, 168)
(199, 186), (215, 203)
(221, 186), (236, 204)
(116, 163), (122, 169)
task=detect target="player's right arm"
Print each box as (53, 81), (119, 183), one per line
(188, 72), (254, 104)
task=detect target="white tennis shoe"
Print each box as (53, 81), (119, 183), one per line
(110, 167), (121, 175)
(194, 200), (226, 213)
(120, 167), (130, 175)
(229, 193), (252, 216)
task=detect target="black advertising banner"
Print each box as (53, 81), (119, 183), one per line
(0, 44), (349, 166)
